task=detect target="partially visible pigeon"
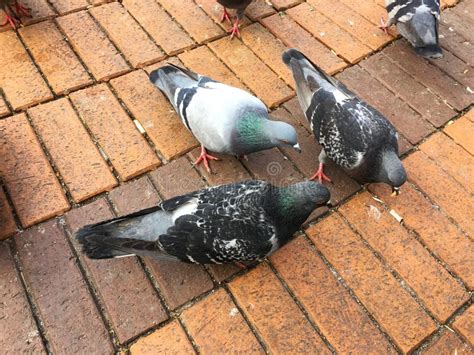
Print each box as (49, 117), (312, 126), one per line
(282, 49), (407, 194)
(76, 180), (331, 264)
(382, 0), (443, 58)
(216, 0), (253, 39)
(150, 64), (300, 173)
(0, 0), (30, 29)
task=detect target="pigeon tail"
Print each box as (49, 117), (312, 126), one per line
(415, 44), (443, 59)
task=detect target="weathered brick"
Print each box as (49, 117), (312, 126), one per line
(271, 237), (396, 354)
(0, 243), (44, 354)
(404, 151), (474, 236)
(422, 330), (472, 355)
(339, 0), (390, 27)
(466, 109), (474, 123)
(442, 10), (474, 43)
(70, 84), (160, 180)
(0, 188), (16, 240)
(370, 183), (474, 290)
(287, 3), (371, 64)
(339, 192), (469, 322)
(438, 23), (474, 65)
(156, 0), (224, 43)
(28, 99), (117, 202)
(15, 220), (113, 353)
(430, 49), (474, 88)
(0, 114), (69, 227)
(108, 176), (160, 215)
(19, 21), (92, 95)
(0, 95), (9, 117)
(130, 320), (194, 354)
(361, 53), (455, 127)
(0, 32), (52, 110)
(283, 97), (311, 131)
(65, 196), (168, 343)
(47, 0), (88, 14)
(229, 263), (330, 353)
(261, 13), (347, 75)
(306, 214), (436, 353)
(246, 0), (275, 20)
(21, 0), (55, 25)
(90, 2), (164, 68)
(123, 0), (195, 55)
(181, 289), (263, 354)
(208, 37), (293, 108)
(444, 115), (474, 155)
(454, 0), (474, 22)
(57, 11), (130, 81)
(453, 305), (474, 345)
(110, 70), (198, 160)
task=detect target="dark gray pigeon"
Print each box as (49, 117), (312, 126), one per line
(76, 180), (330, 265)
(150, 64), (300, 173)
(0, 0), (30, 28)
(216, 0), (253, 39)
(282, 49), (407, 194)
(382, 0), (443, 58)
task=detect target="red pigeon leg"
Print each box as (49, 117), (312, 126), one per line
(1, 9), (20, 29)
(309, 163), (332, 184)
(227, 17), (241, 39)
(193, 145), (220, 173)
(14, 1), (30, 17)
(220, 7), (232, 24)
(379, 17), (390, 34)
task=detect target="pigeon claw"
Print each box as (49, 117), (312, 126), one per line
(194, 146), (220, 173)
(309, 163), (332, 184)
(379, 17), (390, 34)
(227, 20), (241, 40)
(220, 7), (232, 24)
(1, 12), (20, 29)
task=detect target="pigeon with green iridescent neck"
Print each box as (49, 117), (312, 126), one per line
(149, 64), (301, 173)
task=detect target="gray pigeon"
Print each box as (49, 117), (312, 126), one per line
(382, 0), (443, 58)
(282, 49), (407, 194)
(216, 0), (253, 39)
(0, 0), (30, 28)
(150, 64), (300, 173)
(76, 180), (331, 264)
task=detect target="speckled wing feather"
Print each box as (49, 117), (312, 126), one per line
(385, 0), (440, 24)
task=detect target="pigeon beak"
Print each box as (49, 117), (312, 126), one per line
(292, 143), (302, 153)
(391, 187), (401, 196)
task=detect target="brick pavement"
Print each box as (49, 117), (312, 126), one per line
(0, 0), (473, 353)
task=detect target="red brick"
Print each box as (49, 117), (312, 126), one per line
(130, 320), (194, 354)
(0, 114), (69, 227)
(340, 192), (469, 322)
(246, 0), (275, 20)
(261, 13), (347, 75)
(287, 3), (371, 64)
(56, 11), (130, 81)
(361, 53), (455, 127)
(181, 289), (263, 354)
(383, 41), (472, 111)
(283, 97), (312, 131)
(123, 0), (195, 55)
(422, 330), (472, 355)
(404, 151), (474, 236)
(90, 2), (164, 68)
(0, 32), (52, 110)
(307, 0), (392, 50)
(339, 0), (390, 27)
(438, 23), (474, 65)
(271, 237), (396, 354)
(19, 21), (92, 95)
(453, 305), (474, 345)
(110, 70), (198, 160)
(65, 196), (168, 343)
(29, 99), (117, 202)
(47, 0), (88, 14)
(442, 10), (474, 43)
(306, 214), (436, 353)
(0, 243), (44, 354)
(0, 95), (9, 117)
(195, 0), (251, 31)
(15, 220), (113, 353)
(0, 188), (16, 240)
(156, 0), (224, 44)
(444, 115), (474, 155)
(70, 84), (160, 180)
(229, 263), (330, 353)
(370, 183), (474, 290)
(271, 0), (303, 10)
(21, 0), (55, 25)
(208, 37), (293, 108)
(420, 133), (474, 193)
(429, 49), (474, 88)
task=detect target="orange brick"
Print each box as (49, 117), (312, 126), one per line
(70, 84), (160, 180)
(0, 188), (16, 239)
(445, 116), (474, 155)
(0, 114), (69, 227)
(47, 0), (88, 14)
(339, 192), (468, 322)
(123, 0), (195, 55)
(56, 11), (130, 81)
(19, 21), (91, 95)
(465, 109), (474, 123)
(229, 264), (330, 354)
(404, 151), (474, 236)
(307, 214), (436, 353)
(422, 330), (472, 355)
(182, 289), (263, 354)
(370, 183), (474, 290)
(339, 0), (389, 27)
(130, 320), (194, 354)
(209, 37), (293, 108)
(156, 0), (224, 43)
(271, 0), (303, 10)
(287, 3), (371, 64)
(0, 32), (52, 110)
(110, 70), (198, 160)
(307, 0), (392, 50)
(28, 98), (117, 202)
(0, 95), (8, 117)
(453, 305), (474, 346)
(261, 13), (347, 75)
(271, 237), (396, 354)
(90, 2), (164, 68)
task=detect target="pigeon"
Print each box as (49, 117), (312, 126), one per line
(282, 49), (407, 194)
(216, 0), (253, 39)
(149, 64), (300, 173)
(0, 0), (30, 29)
(381, 0), (443, 58)
(76, 180), (331, 264)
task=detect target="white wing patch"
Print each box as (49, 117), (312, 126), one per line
(172, 198), (198, 222)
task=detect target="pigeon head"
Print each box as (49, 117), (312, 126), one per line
(376, 149), (407, 194)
